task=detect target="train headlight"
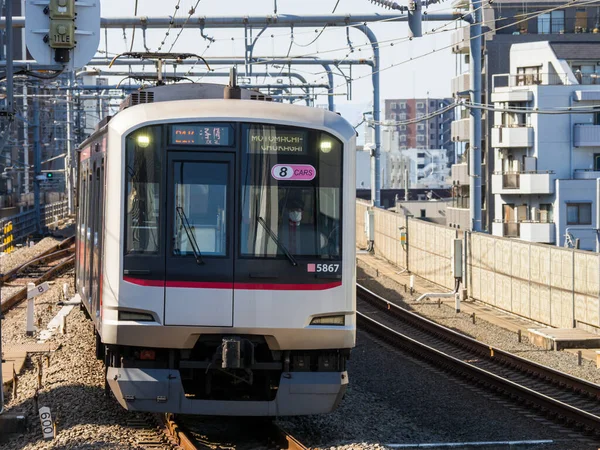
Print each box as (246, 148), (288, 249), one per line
(310, 315), (345, 326)
(136, 134), (151, 148)
(319, 141), (332, 153)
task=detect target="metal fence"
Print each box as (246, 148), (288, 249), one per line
(0, 200), (69, 252)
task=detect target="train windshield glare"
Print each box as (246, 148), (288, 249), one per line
(241, 124), (342, 260)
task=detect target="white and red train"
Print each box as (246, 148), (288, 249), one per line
(75, 83), (356, 416)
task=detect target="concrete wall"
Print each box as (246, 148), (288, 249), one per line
(360, 202), (600, 333)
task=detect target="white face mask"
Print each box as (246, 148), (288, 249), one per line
(289, 211), (302, 223)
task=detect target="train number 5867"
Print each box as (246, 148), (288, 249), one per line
(316, 264), (340, 273)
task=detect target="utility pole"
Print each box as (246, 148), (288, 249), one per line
(469, 0), (483, 232)
(23, 83), (29, 194)
(33, 89), (41, 234)
(66, 72), (74, 214)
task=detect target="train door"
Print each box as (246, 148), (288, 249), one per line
(164, 152), (235, 326)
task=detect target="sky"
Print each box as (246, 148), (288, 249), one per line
(93, 0), (459, 125)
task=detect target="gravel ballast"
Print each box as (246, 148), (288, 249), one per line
(1, 237), (62, 274)
(0, 273), (150, 449)
(1, 255), (598, 449)
(357, 258), (600, 386)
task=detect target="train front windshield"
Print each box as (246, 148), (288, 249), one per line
(124, 122), (343, 269)
(240, 124), (342, 261)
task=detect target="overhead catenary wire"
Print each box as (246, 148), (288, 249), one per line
(156, 0), (183, 52)
(128, 0), (139, 52)
(371, 98), (600, 127)
(167, 0), (203, 53)
(326, 0), (600, 93)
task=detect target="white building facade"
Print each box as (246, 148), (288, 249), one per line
(385, 147), (450, 190)
(491, 42), (600, 251)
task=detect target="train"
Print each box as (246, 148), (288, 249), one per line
(75, 81), (356, 416)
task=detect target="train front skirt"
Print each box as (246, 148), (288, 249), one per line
(107, 367), (348, 415)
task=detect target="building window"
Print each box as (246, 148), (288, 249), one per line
(416, 113), (425, 119)
(430, 134), (436, 140)
(539, 204), (553, 223)
(538, 11), (564, 34)
(399, 113), (407, 120)
(430, 101), (435, 107)
(391, 102), (397, 109)
(566, 203), (592, 225)
(595, 153), (600, 171)
(399, 102), (406, 109)
(416, 102), (425, 109)
(399, 134), (407, 142)
(430, 123), (435, 129)
(420, 209), (426, 218)
(399, 124), (407, 131)
(516, 66), (541, 86)
(417, 123), (425, 131)
(417, 164), (425, 169)
(417, 152), (425, 158)
(417, 135), (425, 142)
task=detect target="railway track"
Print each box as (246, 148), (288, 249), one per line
(161, 414), (306, 450)
(357, 283), (600, 436)
(0, 236), (75, 313)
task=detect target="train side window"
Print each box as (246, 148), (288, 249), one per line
(124, 126), (162, 255)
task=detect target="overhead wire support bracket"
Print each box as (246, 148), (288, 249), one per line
(108, 52), (211, 71)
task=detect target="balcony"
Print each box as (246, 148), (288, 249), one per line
(451, 73), (470, 98)
(492, 221), (555, 243)
(451, 163), (469, 186)
(451, 27), (470, 54)
(491, 171), (554, 195)
(451, 118), (470, 142)
(573, 124), (600, 147)
(574, 169), (600, 179)
(491, 73), (571, 89)
(491, 126), (534, 148)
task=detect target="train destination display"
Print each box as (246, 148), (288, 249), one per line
(248, 129), (307, 153)
(171, 125), (231, 146)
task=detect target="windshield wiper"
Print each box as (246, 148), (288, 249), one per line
(257, 217), (298, 266)
(176, 206), (204, 265)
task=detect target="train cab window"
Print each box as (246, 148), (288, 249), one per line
(173, 161), (228, 256)
(124, 126), (162, 255)
(240, 124), (342, 260)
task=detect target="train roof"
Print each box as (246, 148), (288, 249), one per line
(107, 98), (356, 143)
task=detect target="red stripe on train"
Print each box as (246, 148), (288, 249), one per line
(123, 277), (341, 291)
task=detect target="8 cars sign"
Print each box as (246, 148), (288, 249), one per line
(271, 164), (316, 181)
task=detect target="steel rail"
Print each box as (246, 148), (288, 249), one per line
(269, 422), (308, 450)
(161, 414), (198, 450)
(0, 236), (75, 283)
(357, 284), (600, 433)
(358, 284), (600, 399)
(1, 247), (74, 284)
(161, 413), (307, 450)
(0, 254), (75, 314)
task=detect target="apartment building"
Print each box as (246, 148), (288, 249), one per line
(384, 98), (455, 163)
(386, 147), (450, 189)
(448, 0), (600, 232)
(490, 41), (600, 251)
